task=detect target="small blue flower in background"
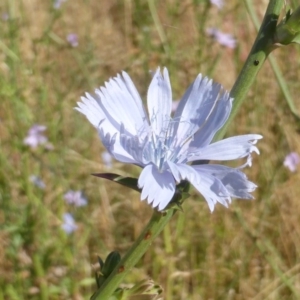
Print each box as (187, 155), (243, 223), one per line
(29, 175), (46, 189)
(284, 152), (300, 172)
(206, 28), (236, 49)
(1, 12), (9, 21)
(61, 213), (77, 234)
(64, 190), (87, 207)
(66, 33), (78, 47)
(24, 124), (48, 149)
(53, 0), (67, 9)
(76, 67), (262, 211)
(210, 0), (224, 9)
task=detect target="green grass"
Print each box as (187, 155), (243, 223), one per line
(1, 0), (300, 299)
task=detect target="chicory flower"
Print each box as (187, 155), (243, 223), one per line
(210, 0), (224, 9)
(53, 0), (67, 9)
(76, 68), (262, 211)
(64, 190), (87, 207)
(61, 213), (77, 234)
(66, 33), (79, 47)
(284, 152), (300, 172)
(206, 28), (237, 49)
(29, 175), (46, 189)
(23, 124), (48, 149)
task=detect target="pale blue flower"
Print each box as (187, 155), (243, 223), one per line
(206, 28), (236, 49)
(1, 13), (9, 21)
(66, 33), (78, 47)
(53, 0), (67, 9)
(24, 124), (48, 149)
(29, 175), (46, 189)
(76, 68), (262, 211)
(210, 0), (224, 9)
(284, 152), (300, 172)
(61, 213), (77, 234)
(64, 190), (87, 207)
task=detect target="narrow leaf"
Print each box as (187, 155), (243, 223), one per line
(92, 173), (140, 192)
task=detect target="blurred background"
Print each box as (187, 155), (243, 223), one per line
(1, 0), (300, 299)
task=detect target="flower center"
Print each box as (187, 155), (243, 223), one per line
(143, 119), (181, 171)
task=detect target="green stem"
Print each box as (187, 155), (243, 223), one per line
(147, 0), (170, 55)
(90, 209), (177, 300)
(245, 0), (300, 119)
(92, 1), (284, 299)
(215, 0), (284, 140)
(268, 54), (300, 118)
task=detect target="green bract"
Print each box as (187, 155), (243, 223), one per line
(275, 6), (300, 45)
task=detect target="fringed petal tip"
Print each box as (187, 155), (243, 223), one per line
(249, 135), (263, 157)
(246, 155), (253, 167)
(250, 134), (263, 140)
(150, 66), (168, 76)
(206, 195), (231, 213)
(138, 165), (176, 211)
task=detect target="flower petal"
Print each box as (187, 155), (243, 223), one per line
(76, 93), (121, 144)
(173, 74), (221, 147)
(76, 74), (151, 165)
(189, 168), (231, 212)
(96, 72), (148, 136)
(76, 93), (107, 129)
(188, 134), (263, 162)
(147, 67), (172, 136)
(193, 164), (256, 199)
(77, 96), (137, 164)
(167, 161), (230, 211)
(167, 161), (201, 184)
(138, 164), (175, 210)
(189, 90), (232, 148)
(119, 124), (147, 165)
(98, 127), (138, 164)
(120, 71), (148, 121)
